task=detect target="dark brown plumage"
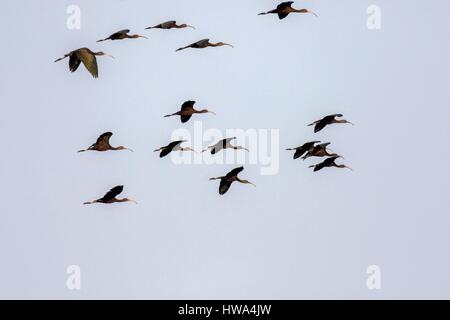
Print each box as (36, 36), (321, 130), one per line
(145, 20), (195, 30)
(202, 137), (248, 154)
(54, 48), (114, 78)
(83, 185), (137, 205)
(154, 140), (196, 158)
(308, 114), (354, 133)
(78, 132), (133, 153)
(309, 156), (352, 172)
(164, 100), (216, 123)
(209, 166), (255, 195)
(302, 143), (340, 160)
(286, 141), (320, 159)
(258, 1), (317, 20)
(176, 39), (233, 52)
(97, 29), (147, 42)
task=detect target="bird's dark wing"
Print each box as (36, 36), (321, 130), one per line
(226, 166), (244, 179)
(162, 21), (177, 27)
(195, 39), (210, 47)
(181, 115), (192, 123)
(219, 179), (233, 195)
(313, 161), (326, 172)
(95, 132), (113, 148)
(114, 29), (130, 36)
(69, 55), (81, 72)
(160, 140), (184, 157)
(277, 1), (294, 10)
(181, 100), (195, 111)
(101, 185), (123, 201)
(278, 12), (290, 19)
(318, 142), (331, 149)
(168, 140), (184, 149)
(75, 49), (98, 78)
(294, 147), (307, 159)
(314, 121), (327, 133)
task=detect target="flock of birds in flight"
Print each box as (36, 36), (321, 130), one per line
(54, 1), (353, 204)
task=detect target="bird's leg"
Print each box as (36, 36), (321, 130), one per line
(153, 147), (165, 152)
(176, 46), (190, 52)
(209, 176), (224, 181)
(164, 112), (179, 118)
(308, 121), (320, 126)
(54, 54), (70, 63)
(237, 178), (256, 187)
(83, 200), (98, 205)
(337, 164), (353, 171)
(258, 9), (277, 15)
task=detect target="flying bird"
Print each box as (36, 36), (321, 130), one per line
(154, 140), (196, 158)
(83, 185), (137, 205)
(302, 143), (340, 160)
(209, 166), (255, 195)
(286, 141), (320, 159)
(309, 156), (352, 172)
(145, 20), (195, 30)
(97, 29), (148, 42)
(203, 137), (249, 154)
(308, 114), (354, 133)
(78, 132), (133, 153)
(258, 1), (318, 20)
(164, 100), (216, 123)
(54, 47), (114, 78)
(176, 39), (233, 51)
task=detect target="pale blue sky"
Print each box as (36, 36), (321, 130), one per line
(1, 0), (450, 299)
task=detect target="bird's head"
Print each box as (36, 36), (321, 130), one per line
(117, 146), (134, 152)
(131, 34), (148, 39)
(96, 52), (115, 59)
(181, 24), (196, 29)
(122, 198), (138, 204)
(216, 42), (234, 48)
(200, 109), (216, 115)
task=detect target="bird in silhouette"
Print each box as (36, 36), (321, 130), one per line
(83, 186), (137, 205)
(309, 156), (352, 172)
(302, 143), (340, 160)
(308, 114), (354, 133)
(286, 141), (320, 159)
(145, 20), (195, 30)
(78, 132), (133, 153)
(54, 48), (114, 78)
(176, 39), (233, 51)
(203, 137), (249, 154)
(154, 140), (197, 158)
(97, 29), (148, 42)
(164, 100), (216, 123)
(210, 166), (255, 195)
(258, 1), (318, 20)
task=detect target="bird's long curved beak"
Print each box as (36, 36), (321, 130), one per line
(225, 43), (234, 48)
(105, 53), (115, 59)
(139, 35), (149, 39)
(187, 25), (196, 29)
(126, 148), (134, 152)
(309, 10), (319, 17)
(345, 165), (353, 171)
(348, 121), (355, 126)
(209, 111), (217, 115)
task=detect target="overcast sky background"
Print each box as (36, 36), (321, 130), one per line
(1, 0), (450, 299)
